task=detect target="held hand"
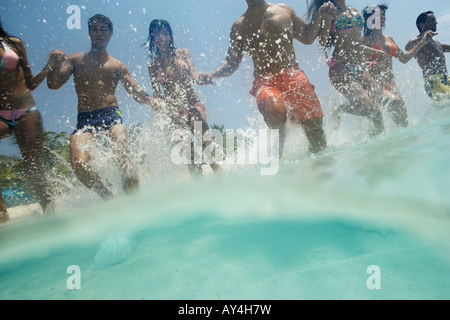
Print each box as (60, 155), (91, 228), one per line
(318, 1), (338, 19)
(48, 50), (67, 69)
(421, 30), (437, 42)
(197, 73), (215, 86)
(151, 97), (164, 112)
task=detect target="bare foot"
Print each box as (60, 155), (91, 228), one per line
(188, 164), (203, 177)
(331, 104), (342, 130)
(211, 163), (224, 174)
(0, 208), (9, 224)
(123, 176), (139, 194)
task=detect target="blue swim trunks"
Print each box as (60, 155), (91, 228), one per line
(72, 106), (123, 135)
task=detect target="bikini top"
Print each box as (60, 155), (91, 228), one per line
(0, 38), (19, 70)
(370, 39), (399, 60)
(155, 52), (190, 85)
(332, 8), (365, 33)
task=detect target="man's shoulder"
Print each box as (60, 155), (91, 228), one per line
(230, 15), (246, 38)
(68, 52), (86, 63)
(107, 55), (128, 73)
(108, 54), (124, 65)
(405, 36), (421, 49)
(233, 14), (245, 27)
(275, 3), (295, 12)
(407, 35), (421, 44)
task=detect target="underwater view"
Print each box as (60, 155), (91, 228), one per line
(1, 0), (450, 301)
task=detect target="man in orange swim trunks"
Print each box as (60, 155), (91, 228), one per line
(199, 0), (337, 154)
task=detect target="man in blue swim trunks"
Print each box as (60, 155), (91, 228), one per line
(48, 14), (159, 198)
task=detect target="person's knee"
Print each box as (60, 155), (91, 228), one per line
(302, 116), (321, 129)
(70, 148), (90, 172)
(388, 96), (406, 112)
(259, 97), (287, 128)
(0, 124), (12, 139)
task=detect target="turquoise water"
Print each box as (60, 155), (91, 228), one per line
(1, 104), (450, 300)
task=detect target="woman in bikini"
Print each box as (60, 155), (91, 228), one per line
(146, 19), (222, 174)
(0, 19), (60, 221)
(361, 5), (434, 127)
(307, 0), (388, 136)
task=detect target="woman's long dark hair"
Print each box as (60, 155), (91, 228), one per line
(362, 4), (388, 36)
(144, 19), (176, 59)
(0, 18), (20, 52)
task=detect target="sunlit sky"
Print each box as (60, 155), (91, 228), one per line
(1, 0), (450, 156)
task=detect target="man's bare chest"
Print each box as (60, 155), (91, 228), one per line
(74, 62), (120, 84)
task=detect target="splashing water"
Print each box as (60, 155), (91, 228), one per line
(1, 94), (450, 300)
(1, 0), (450, 300)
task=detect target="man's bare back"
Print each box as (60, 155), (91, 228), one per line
(199, 0), (336, 155)
(234, 3), (299, 74)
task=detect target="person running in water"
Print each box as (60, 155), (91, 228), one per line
(361, 5), (433, 127)
(146, 19), (222, 174)
(1, 19), (60, 221)
(199, 0), (337, 155)
(406, 11), (449, 101)
(308, 0), (390, 136)
(48, 14), (159, 199)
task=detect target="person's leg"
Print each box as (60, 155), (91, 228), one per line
(70, 132), (114, 198)
(108, 124), (139, 193)
(0, 188), (8, 223)
(299, 117), (327, 154)
(386, 92), (408, 128)
(284, 69), (327, 154)
(0, 119), (13, 139)
(14, 110), (53, 213)
(257, 94), (287, 156)
(188, 103), (223, 173)
(1, 121), (13, 221)
(330, 65), (384, 136)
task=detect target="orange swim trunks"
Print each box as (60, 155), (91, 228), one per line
(249, 66), (324, 120)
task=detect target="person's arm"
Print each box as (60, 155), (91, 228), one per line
(405, 36), (421, 52)
(198, 21), (244, 84)
(47, 51), (75, 90)
(394, 32), (435, 64)
(13, 38), (57, 91)
(177, 49), (199, 82)
(317, 15), (334, 47)
(289, 2), (337, 45)
(120, 63), (158, 109)
(362, 45), (387, 58)
(148, 62), (163, 100)
(439, 43), (450, 53)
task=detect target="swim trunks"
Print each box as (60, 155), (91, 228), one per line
(72, 106), (123, 135)
(250, 66), (324, 121)
(0, 106), (37, 130)
(424, 74), (450, 101)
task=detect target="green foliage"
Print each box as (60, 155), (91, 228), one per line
(0, 154), (24, 190)
(1, 130), (75, 195)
